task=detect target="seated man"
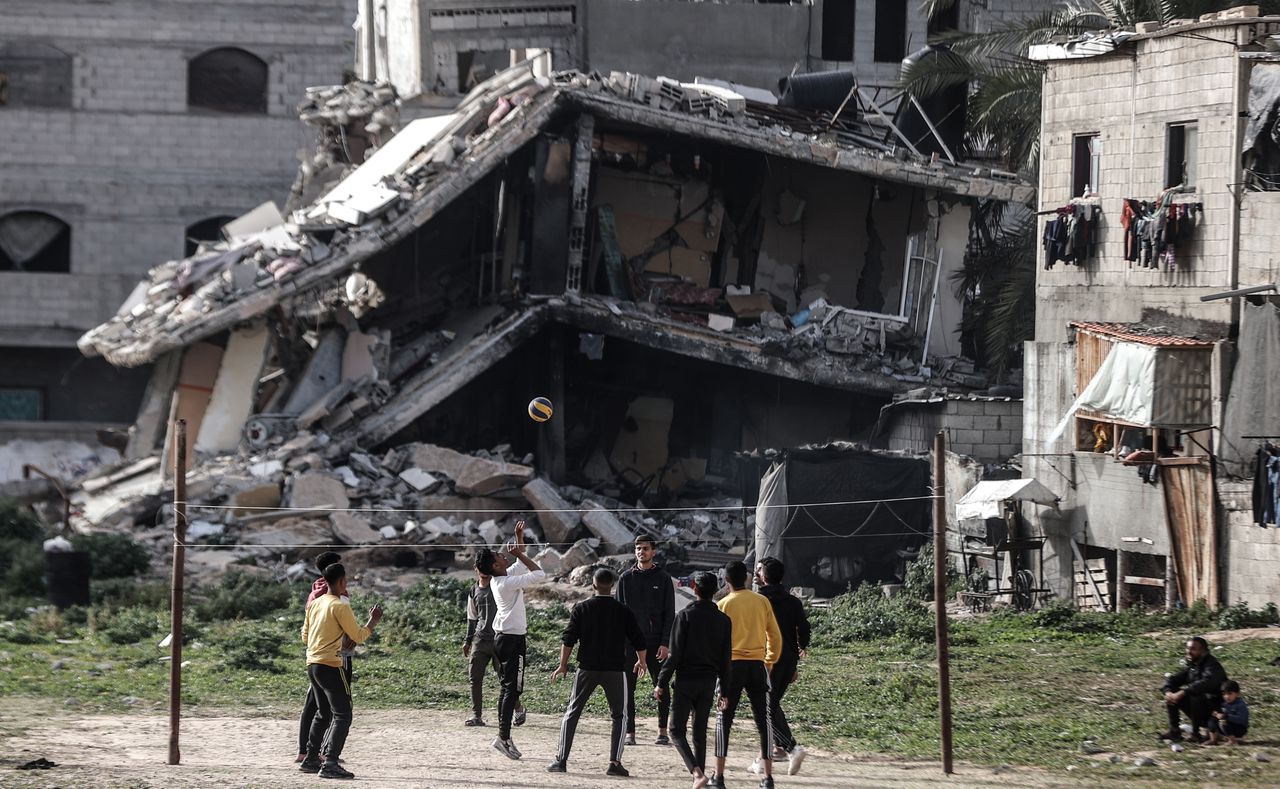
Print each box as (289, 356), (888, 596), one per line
(1160, 636), (1227, 743)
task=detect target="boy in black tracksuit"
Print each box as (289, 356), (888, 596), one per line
(756, 557), (811, 775)
(617, 534), (675, 744)
(656, 572), (732, 789)
(549, 567), (648, 777)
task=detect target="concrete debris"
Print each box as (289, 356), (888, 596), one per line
(242, 517), (333, 550)
(410, 443), (533, 496)
(288, 473), (349, 510)
(521, 478), (581, 545)
(330, 512), (377, 546)
(398, 467), (441, 493)
(580, 501), (635, 555)
(231, 483), (282, 516)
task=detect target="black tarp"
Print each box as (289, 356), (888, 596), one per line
(755, 446), (930, 597)
(1244, 62), (1280, 189)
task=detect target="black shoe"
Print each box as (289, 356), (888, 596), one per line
(319, 762), (355, 780)
(547, 759), (567, 773)
(708, 775), (726, 789)
(1158, 730), (1183, 743)
(759, 777), (775, 789)
(606, 762), (630, 777)
(465, 717), (487, 727)
(655, 734), (670, 746)
(299, 757), (321, 774)
(514, 708), (527, 727)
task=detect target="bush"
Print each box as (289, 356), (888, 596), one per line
(0, 539), (47, 598)
(212, 620), (288, 673)
(1217, 601), (1280, 630)
(194, 571), (295, 621)
(72, 532), (149, 579)
(378, 575), (470, 648)
(97, 606), (163, 645)
(0, 499), (45, 541)
(91, 578), (169, 609)
(814, 584), (935, 644)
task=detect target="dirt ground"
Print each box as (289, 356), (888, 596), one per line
(0, 705), (1080, 788)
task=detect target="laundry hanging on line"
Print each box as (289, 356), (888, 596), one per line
(1042, 203), (1099, 269)
(1253, 441), (1280, 527)
(1121, 190), (1201, 272)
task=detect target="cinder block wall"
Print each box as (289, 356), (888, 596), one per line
(0, 0), (352, 341)
(1219, 480), (1280, 606)
(884, 398), (1023, 463)
(1035, 28), (1248, 342)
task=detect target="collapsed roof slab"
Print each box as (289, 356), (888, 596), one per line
(563, 91), (1036, 205)
(550, 299), (909, 397)
(83, 90), (560, 368)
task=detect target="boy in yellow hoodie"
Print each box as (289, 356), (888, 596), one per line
(300, 563), (382, 780)
(712, 561), (783, 789)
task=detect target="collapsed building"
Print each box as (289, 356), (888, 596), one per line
(69, 58), (1034, 585)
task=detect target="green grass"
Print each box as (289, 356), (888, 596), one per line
(2, 579), (1280, 784)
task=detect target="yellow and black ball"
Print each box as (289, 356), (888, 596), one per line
(528, 396), (554, 423)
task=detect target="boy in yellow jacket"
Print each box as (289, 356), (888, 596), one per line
(300, 563), (382, 780)
(711, 561), (783, 789)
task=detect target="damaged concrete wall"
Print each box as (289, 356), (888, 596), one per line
(1237, 191), (1280, 287)
(195, 323), (271, 454)
(756, 161), (922, 313)
(1022, 340), (1077, 599)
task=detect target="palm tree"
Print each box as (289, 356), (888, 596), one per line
(907, 0), (1280, 375)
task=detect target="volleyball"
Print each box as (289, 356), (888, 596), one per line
(527, 396), (554, 423)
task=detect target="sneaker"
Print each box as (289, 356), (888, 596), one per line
(493, 737), (522, 760)
(626, 734), (637, 746)
(299, 757), (321, 774)
(708, 775), (726, 789)
(606, 762), (630, 777)
(772, 746), (787, 760)
(787, 744), (806, 775)
(514, 708), (527, 727)
(1158, 730), (1183, 743)
(748, 758), (764, 775)
(465, 717), (486, 727)
(759, 777), (775, 789)
(655, 734), (670, 746)
(547, 759), (567, 773)
(319, 762), (355, 780)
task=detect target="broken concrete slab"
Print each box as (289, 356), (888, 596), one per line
(561, 538), (598, 571)
(410, 443), (534, 495)
(196, 322), (270, 454)
(249, 459), (283, 478)
(288, 473), (349, 510)
(284, 329), (346, 415)
(330, 512), (377, 545)
(125, 350), (181, 460)
(533, 546), (564, 575)
(521, 477), (580, 545)
(580, 500), (635, 554)
(241, 517), (333, 550)
(478, 519), (501, 545)
(398, 467), (441, 493)
(232, 483), (282, 517)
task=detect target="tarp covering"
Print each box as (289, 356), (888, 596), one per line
(754, 461), (788, 562)
(1220, 302), (1280, 478)
(1050, 342), (1156, 441)
(955, 478), (1058, 521)
(1243, 62), (1280, 186)
(751, 446), (930, 597)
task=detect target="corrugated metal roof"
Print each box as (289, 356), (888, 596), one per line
(1070, 321), (1216, 348)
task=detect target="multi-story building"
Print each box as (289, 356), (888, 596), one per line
(1024, 8), (1280, 608)
(0, 0), (352, 475)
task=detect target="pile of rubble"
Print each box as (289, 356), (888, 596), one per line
(84, 429), (748, 582)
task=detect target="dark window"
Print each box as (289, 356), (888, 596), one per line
(1166, 122), (1197, 188)
(456, 50), (512, 93)
(0, 211), (71, 272)
(0, 42), (73, 108)
(874, 0), (908, 63)
(822, 0), (855, 62)
(1072, 133), (1101, 197)
(0, 388), (42, 421)
(927, 0), (960, 36)
(184, 215), (235, 257)
(188, 47), (268, 114)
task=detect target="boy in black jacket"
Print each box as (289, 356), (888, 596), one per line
(656, 571), (732, 789)
(755, 557), (811, 775)
(548, 567), (648, 777)
(617, 533), (676, 745)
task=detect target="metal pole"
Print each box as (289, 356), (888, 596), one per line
(932, 431), (954, 774)
(168, 419), (187, 765)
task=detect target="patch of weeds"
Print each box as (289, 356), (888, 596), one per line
(96, 606), (164, 645)
(194, 571), (294, 621)
(90, 578), (169, 609)
(72, 533), (149, 578)
(1217, 601), (1280, 630)
(812, 584), (935, 645)
(208, 620), (288, 673)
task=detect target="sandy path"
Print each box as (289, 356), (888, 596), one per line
(0, 705), (1078, 788)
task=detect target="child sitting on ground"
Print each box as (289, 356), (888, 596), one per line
(1207, 680), (1250, 745)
